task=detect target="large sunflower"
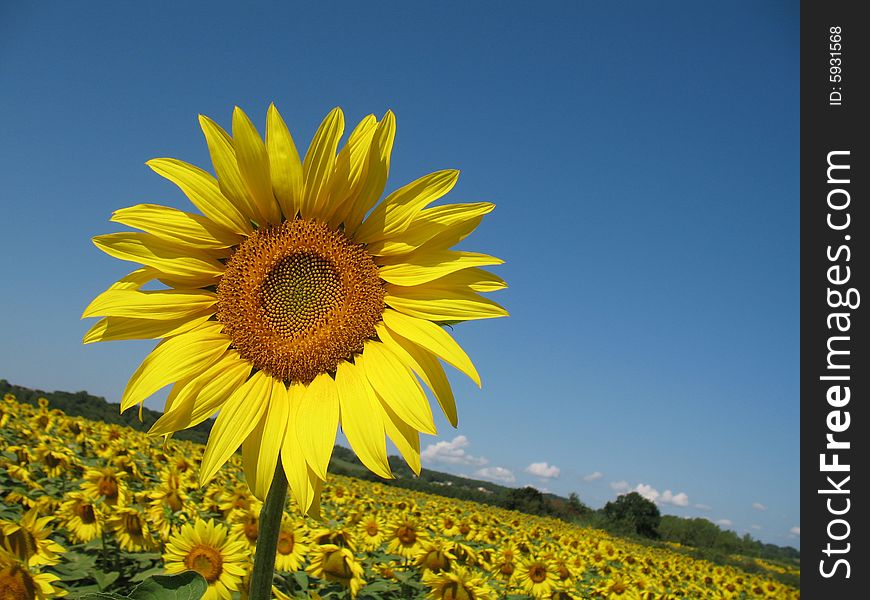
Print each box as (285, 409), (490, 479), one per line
(83, 105), (507, 512)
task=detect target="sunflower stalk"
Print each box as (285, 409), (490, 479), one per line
(248, 459), (288, 599)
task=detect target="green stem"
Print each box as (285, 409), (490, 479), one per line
(248, 459), (288, 600)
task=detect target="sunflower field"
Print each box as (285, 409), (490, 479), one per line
(1, 395), (799, 599)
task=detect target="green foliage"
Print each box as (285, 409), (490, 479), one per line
(72, 572), (207, 600)
(602, 492), (661, 539)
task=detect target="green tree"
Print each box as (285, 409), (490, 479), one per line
(603, 492), (661, 538)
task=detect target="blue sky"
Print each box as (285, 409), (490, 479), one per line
(0, 2), (799, 547)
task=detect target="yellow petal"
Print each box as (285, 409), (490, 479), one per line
(92, 232), (224, 286)
(199, 370), (271, 486)
(149, 350), (251, 436)
(378, 394), (421, 475)
(326, 114), (378, 227)
(358, 342), (436, 435)
(146, 158), (251, 234)
(344, 111), (396, 235)
(428, 267), (508, 292)
(295, 372), (340, 480)
(365, 202), (494, 257)
(111, 203), (242, 249)
(378, 251), (504, 286)
(377, 322), (457, 427)
(266, 104), (304, 219)
(381, 308), (481, 387)
(385, 285), (508, 323)
(242, 378), (289, 500)
(281, 383), (322, 514)
(121, 322), (230, 412)
(82, 288), (217, 320)
(83, 311), (213, 344)
(335, 360), (392, 479)
(199, 114), (261, 224)
(232, 107), (282, 225)
(354, 169), (459, 244)
(301, 107), (344, 219)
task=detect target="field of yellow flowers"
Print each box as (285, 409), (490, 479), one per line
(0, 394), (799, 599)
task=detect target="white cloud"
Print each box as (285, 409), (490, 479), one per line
(694, 503), (712, 511)
(789, 526), (800, 536)
(750, 524), (762, 531)
(752, 502), (767, 511)
(634, 483), (660, 502)
(583, 471), (604, 482)
(610, 480), (630, 492)
(475, 467), (516, 484)
(525, 462), (560, 479)
(660, 490), (690, 507)
(421, 435), (488, 467)
(631, 483), (690, 507)
(716, 519), (733, 527)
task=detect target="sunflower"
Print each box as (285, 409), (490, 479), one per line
(80, 466), (127, 507)
(107, 507), (158, 552)
(306, 543), (366, 598)
(421, 565), (495, 600)
(58, 492), (105, 543)
(0, 548), (64, 600)
(414, 538), (455, 573)
(386, 515), (427, 559)
(355, 513), (385, 551)
(272, 516), (309, 573)
(163, 519), (250, 600)
(82, 105), (507, 512)
(0, 509), (65, 567)
(513, 556), (559, 599)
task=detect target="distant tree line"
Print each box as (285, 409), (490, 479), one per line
(0, 379), (212, 445)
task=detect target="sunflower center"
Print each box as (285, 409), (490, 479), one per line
(277, 531), (295, 555)
(323, 551), (352, 581)
(166, 491), (183, 512)
(5, 530), (37, 563)
(442, 582), (474, 600)
(217, 219), (384, 383)
(529, 564), (547, 583)
(98, 477), (118, 500)
(75, 503), (97, 524)
(397, 525), (417, 545)
(123, 514), (143, 536)
(186, 545), (224, 583)
(0, 565), (36, 600)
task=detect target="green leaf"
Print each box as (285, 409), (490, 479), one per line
(93, 570), (119, 591)
(291, 570), (309, 591)
(128, 571), (208, 600)
(74, 594), (128, 600)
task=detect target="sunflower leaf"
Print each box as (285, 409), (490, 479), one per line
(127, 571), (208, 600)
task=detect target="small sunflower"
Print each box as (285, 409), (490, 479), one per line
(272, 516), (309, 573)
(80, 466), (127, 506)
(355, 513), (385, 551)
(514, 556), (559, 599)
(414, 538), (455, 574)
(386, 516), (427, 559)
(83, 105), (507, 511)
(163, 519), (250, 600)
(107, 507), (157, 552)
(421, 565), (495, 600)
(306, 543), (366, 598)
(58, 492), (105, 543)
